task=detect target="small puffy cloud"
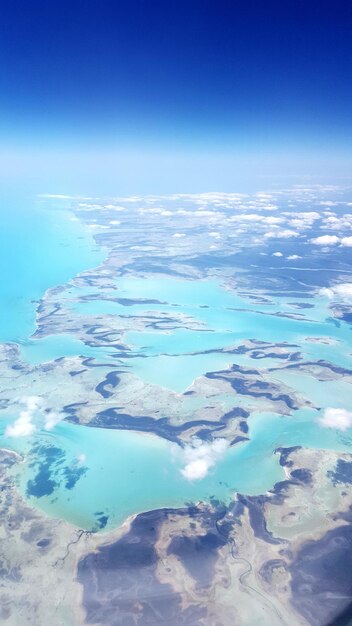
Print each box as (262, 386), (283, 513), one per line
(180, 438), (228, 481)
(5, 412), (36, 437)
(321, 215), (352, 230)
(289, 212), (320, 230)
(341, 236), (352, 247)
(172, 233), (186, 238)
(272, 251), (283, 257)
(287, 254), (301, 260)
(5, 397), (64, 438)
(5, 396), (43, 438)
(318, 408), (352, 431)
(263, 216), (284, 225)
(230, 213), (263, 222)
(261, 204), (278, 211)
(264, 229), (299, 239)
(310, 235), (339, 245)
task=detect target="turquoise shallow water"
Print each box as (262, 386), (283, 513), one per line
(1, 405), (351, 532)
(0, 193), (104, 344)
(22, 275), (352, 391)
(0, 419), (283, 530)
(20, 334), (116, 365)
(1, 197), (352, 532)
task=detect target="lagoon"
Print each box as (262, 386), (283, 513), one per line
(1, 195), (352, 533)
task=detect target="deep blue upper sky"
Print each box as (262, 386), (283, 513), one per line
(0, 0), (351, 192)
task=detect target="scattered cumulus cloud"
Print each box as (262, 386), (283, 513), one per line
(341, 236), (352, 247)
(287, 254), (301, 260)
(311, 233), (352, 246)
(5, 397), (64, 438)
(318, 408), (352, 431)
(310, 235), (340, 245)
(272, 251), (283, 257)
(180, 438), (229, 481)
(263, 216), (283, 225)
(319, 283), (352, 301)
(264, 229), (299, 239)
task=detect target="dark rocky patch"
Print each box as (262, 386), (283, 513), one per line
(259, 559), (287, 584)
(69, 368), (87, 377)
(290, 468), (313, 485)
(290, 524), (352, 626)
(168, 532), (226, 588)
(237, 495), (283, 545)
(230, 435), (248, 446)
(77, 508), (206, 625)
(63, 402), (88, 423)
(270, 359), (352, 378)
(206, 366), (300, 411)
(276, 447), (301, 468)
(89, 406), (248, 446)
(328, 460), (352, 486)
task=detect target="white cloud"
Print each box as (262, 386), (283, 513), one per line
(319, 287), (334, 299)
(5, 396), (43, 437)
(264, 229), (299, 239)
(272, 251), (283, 257)
(334, 283), (352, 299)
(287, 254), (301, 260)
(173, 233), (186, 238)
(288, 212), (320, 230)
(321, 215), (352, 231)
(5, 396), (64, 438)
(318, 408), (352, 431)
(320, 283), (352, 301)
(341, 236), (352, 247)
(263, 216), (284, 225)
(230, 213), (263, 222)
(180, 438), (228, 481)
(310, 235), (340, 245)
(44, 409), (64, 431)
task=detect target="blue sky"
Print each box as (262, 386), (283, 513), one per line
(1, 0), (351, 194)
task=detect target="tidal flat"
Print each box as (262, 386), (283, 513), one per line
(1, 187), (352, 624)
